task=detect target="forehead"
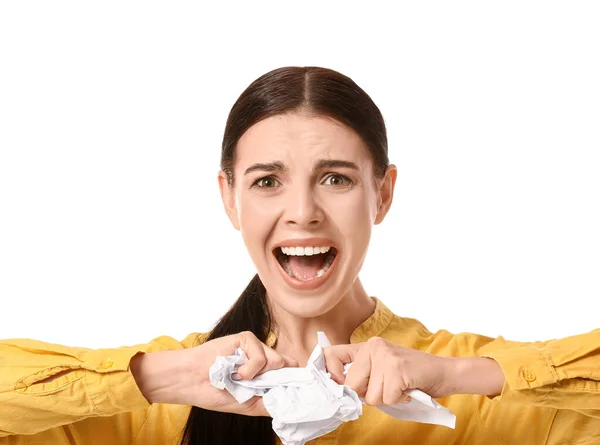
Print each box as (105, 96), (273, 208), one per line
(235, 113), (371, 167)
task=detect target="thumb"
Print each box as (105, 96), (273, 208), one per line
(323, 343), (361, 384)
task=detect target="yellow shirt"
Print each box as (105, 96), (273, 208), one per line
(1, 298), (599, 444)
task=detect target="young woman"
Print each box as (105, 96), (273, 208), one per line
(1, 66), (599, 445)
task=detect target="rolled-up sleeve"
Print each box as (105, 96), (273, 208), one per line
(480, 329), (600, 415)
(0, 333), (205, 437)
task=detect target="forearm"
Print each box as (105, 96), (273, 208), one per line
(130, 349), (196, 405)
(449, 357), (505, 397)
(478, 329), (600, 412)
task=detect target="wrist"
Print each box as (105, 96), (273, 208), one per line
(450, 357), (505, 396)
(130, 349), (196, 405)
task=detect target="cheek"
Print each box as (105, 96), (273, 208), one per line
(325, 190), (375, 238)
(237, 195), (279, 245)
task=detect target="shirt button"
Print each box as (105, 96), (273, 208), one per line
(523, 368), (536, 382)
(100, 358), (114, 370)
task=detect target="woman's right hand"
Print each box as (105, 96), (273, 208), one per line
(131, 331), (296, 417)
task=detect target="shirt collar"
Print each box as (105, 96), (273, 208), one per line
(266, 331), (277, 348)
(349, 297), (394, 343)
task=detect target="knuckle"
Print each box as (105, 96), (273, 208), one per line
(256, 354), (267, 366)
(364, 393), (378, 406)
(240, 330), (255, 339)
(273, 355), (285, 368)
(383, 390), (401, 405)
(367, 336), (385, 347)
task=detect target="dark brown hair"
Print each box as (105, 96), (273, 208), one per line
(181, 66), (389, 445)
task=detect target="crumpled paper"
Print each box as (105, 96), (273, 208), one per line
(209, 332), (456, 445)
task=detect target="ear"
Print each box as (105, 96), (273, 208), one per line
(218, 170), (241, 231)
(374, 164), (397, 225)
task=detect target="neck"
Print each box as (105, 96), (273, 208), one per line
(269, 278), (376, 366)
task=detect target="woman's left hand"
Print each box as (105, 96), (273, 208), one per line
(324, 337), (504, 406)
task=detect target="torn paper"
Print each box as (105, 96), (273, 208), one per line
(209, 333), (456, 445)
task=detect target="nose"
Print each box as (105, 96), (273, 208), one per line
(283, 184), (324, 228)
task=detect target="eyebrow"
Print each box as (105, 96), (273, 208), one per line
(244, 161), (287, 175)
(314, 159), (359, 171)
(244, 159), (359, 175)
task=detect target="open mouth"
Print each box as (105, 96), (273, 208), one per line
(274, 245), (338, 282)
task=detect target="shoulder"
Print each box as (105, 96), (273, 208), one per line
(145, 332), (210, 351)
(356, 297), (435, 346)
(379, 311), (437, 348)
(374, 298), (497, 355)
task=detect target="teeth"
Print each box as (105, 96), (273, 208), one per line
(282, 260), (293, 276)
(280, 246), (332, 256)
(281, 259), (333, 281)
(277, 245), (336, 281)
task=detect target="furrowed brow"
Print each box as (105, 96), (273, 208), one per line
(314, 159), (359, 171)
(244, 161), (287, 175)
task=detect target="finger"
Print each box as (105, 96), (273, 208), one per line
(382, 370), (406, 406)
(397, 394), (412, 404)
(258, 345), (289, 374)
(324, 344), (361, 384)
(326, 358), (345, 385)
(344, 344), (372, 398)
(323, 349), (345, 384)
(364, 359), (384, 406)
(325, 343), (362, 364)
(235, 332), (267, 379)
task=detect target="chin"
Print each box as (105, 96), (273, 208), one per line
(267, 285), (347, 319)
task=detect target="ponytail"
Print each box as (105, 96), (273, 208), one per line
(180, 274), (276, 445)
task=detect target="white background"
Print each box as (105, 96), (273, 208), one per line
(0, 2), (598, 349)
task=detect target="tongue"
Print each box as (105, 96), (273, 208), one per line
(288, 254), (326, 280)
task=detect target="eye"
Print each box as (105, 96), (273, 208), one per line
(253, 176), (281, 189)
(322, 173), (353, 187)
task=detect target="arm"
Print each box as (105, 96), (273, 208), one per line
(477, 328), (600, 414)
(0, 330), (287, 439)
(422, 326), (600, 417)
(0, 333), (205, 437)
(327, 326), (600, 444)
(452, 328), (600, 444)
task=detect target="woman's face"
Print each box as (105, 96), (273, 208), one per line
(219, 113), (396, 318)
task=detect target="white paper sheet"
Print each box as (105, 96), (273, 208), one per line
(209, 332), (456, 445)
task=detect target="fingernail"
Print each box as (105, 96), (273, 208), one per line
(232, 373), (242, 381)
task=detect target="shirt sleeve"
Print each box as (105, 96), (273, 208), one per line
(0, 332), (207, 437)
(478, 328), (600, 415)
(418, 322), (600, 444)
